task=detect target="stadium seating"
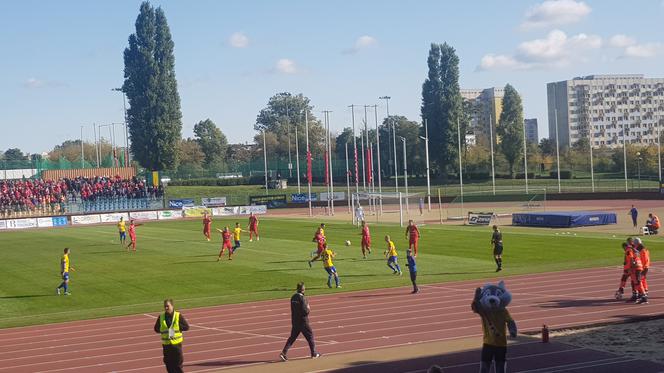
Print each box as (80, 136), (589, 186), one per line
(0, 176), (163, 218)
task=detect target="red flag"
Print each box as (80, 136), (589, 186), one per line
(353, 145), (359, 184)
(306, 149), (312, 184)
(367, 146), (372, 184)
(324, 150), (329, 186)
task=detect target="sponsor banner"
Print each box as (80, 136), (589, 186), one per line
(212, 206), (239, 216)
(72, 214), (102, 225)
(319, 192), (346, 201)
(37, 217), (54, 228)
(183, 206), (212, 217)
(6, 218), (38, 229)
(129, 211), (159, 221)
(158, 210), (183, 220)
(291, 193), (318, 203)
(238, 205), (267, 215)
(202, 197), (227, 207)
(99, 212), (130, 223)
(249, 195), (287, 209)
(0, 220), (6, 230)
(52, 216), (68, 227)
(467, 212), (495, 226)
(169, 199), (195, 209)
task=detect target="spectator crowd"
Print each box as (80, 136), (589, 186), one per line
(0, 176), (163, 217)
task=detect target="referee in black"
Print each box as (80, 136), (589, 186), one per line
(280, 282), (321, 361)
(492, 225), (504, 272)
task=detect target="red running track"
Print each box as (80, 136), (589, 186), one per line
(0, 264), (662, 373)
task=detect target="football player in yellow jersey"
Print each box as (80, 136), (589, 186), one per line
(384, 235), (402, 276)
(319, 244), (341, 288)
(117, 217), (127, 245)
(232, 222), (247, 253)
(56, 247), (75, 295)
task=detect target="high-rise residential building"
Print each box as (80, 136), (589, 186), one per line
(547, 74), (664, 149)
(461, 87), (504, 145)
(524, 118), (538, 144)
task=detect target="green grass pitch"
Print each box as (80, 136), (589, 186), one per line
(0, 217), (661, 328)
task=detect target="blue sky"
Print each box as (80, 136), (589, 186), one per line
(2, 0), (664, 153)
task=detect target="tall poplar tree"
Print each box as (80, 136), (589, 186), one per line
(123, 2), (182, 171)
(421, 43), (462, 180)
(497, 84), (525, 178)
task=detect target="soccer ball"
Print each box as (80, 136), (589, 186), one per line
(345, 240), (351, 246)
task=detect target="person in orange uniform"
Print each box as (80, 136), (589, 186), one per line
(404, 220), (421, 257)
(615, 240), (634, 300)
(646, 213), (660, 234)
(203, 213), (212, 241)
(627, 244), (647, 304)
(360, 220), (372, 259)
(634, 238), (650, 298)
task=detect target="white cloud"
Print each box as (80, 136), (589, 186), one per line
(275, 59), (298, 74)
(624, 43), (663, 58)
(608, 34), (636, 48)
(478, 54), (530, 70)
(23, 77), (67, 89)
(479, 30), (601, 70)
(228, 32), (249, 48)
(521, 0), (591, 29)
(607, 34), (662, 58)
(342, 35), (377, 54)
(24, 78), (44, 88)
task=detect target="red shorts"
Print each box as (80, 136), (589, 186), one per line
(129, 235), (136, 242)
(204, 226), (211, 233)
(362, 237), (371, 247)
(316, 246), (325, 255)
(409, 238), (418, 245)
(250, 225), (258, 232)
(223, 241), (233, 249)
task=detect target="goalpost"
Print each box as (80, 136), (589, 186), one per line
(351, 191), (423, 227)
(445, 188), (547, 223)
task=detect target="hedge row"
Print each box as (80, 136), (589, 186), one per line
(168, 176), (264, 186)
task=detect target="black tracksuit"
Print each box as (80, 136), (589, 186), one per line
(282, 292), (317, 356)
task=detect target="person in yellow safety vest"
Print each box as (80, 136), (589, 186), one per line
(154, 299), (190, 373)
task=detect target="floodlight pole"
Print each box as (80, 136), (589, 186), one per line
(489, 114), (496, 195)
(349, 105), (359, 194)
(423, 118), (431, 211)
(400, 136), (409, 213)
(457, 118), (464, 216)
(345, 142), (351, 213)
(523, 118), (528, 193)
(295, 123), (301, 193)
(263, 129), (268, 195)
(623, 123), (628, 192)
(373, 104), (383, 213)
(380, 96), (398, 193)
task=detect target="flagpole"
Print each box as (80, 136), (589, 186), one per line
(424, 118), (431, 210)
(589, 131), (595, 192)
(489, 114), (496, 195)
(305, 110), (312, 217)
(262, 129), (268, 195)
(553, 84), (562, 193)
(345, 142), (351, 213)
(658, 119), (662, 183)
(522, 118), (528, 193)
(457, 118), (464, 216)
(349, 105), (359, 194)
(295, 123), (301, 193)
(373, 104), (383, 213)
(361, 106), (367, 191)
(326, 111), (335, 215)
(623, 123), (628, 192)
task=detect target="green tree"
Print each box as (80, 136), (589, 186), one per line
(193, 119), (228, 167)
(177, 138), (205, 172)
(497, 84), (524, 178)
(254, 92), (325, 158)
(226, 144), (254, 166)
(123, 2), (182, 171)
(334, 127), (361, 160)
(3, 148), (26, 161)
(421, 43), (462, 180)
(539, 138), (556, 157)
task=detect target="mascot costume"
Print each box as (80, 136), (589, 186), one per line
(471, 281), (517, 373)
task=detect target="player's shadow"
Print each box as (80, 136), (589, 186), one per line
(189, 359), (273, 368)
(171, 260), (217, 265)
(268, 260), (312, 264)
(0, 294), (52, 299)
(538, 299), (621, 308)
(424, 270), (496, 276)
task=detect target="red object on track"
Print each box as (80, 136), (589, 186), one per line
(542, 324), (549, 343)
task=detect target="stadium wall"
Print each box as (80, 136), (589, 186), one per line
(41, 167), (136, 180)
(0, 205), (267, 231)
